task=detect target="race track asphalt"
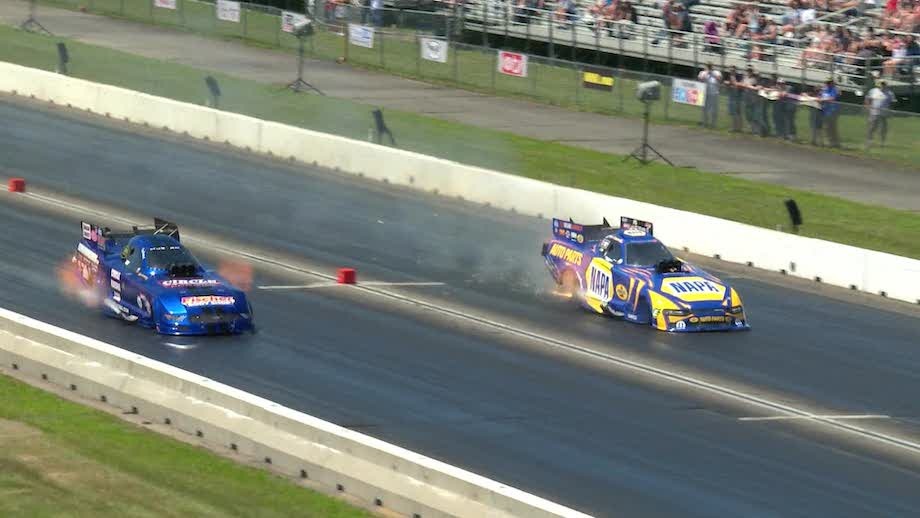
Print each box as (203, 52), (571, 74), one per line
(3, 97), (920, 517)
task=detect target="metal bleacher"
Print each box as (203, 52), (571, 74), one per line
(447, 0), (919, 93)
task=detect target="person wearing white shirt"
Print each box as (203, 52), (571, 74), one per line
(865, 80), (893, 148)
(697, 63), (723, 128)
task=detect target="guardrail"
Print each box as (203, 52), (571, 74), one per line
(1, 60), (917, 304)
(0, 306), (592, 518)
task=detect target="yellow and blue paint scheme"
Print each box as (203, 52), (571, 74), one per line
(542, 217), (750, 333)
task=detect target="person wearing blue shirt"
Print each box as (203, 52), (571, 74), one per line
(820, 79), (840, 148)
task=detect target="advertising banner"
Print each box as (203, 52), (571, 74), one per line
(582, 66), (614, 91)
(349, 23), (375, 49)
(497, 50), (528, 77)
(217, 0), (241, 23)
(420, 37), (448, 63)
(672, 79), (707, 107)
(154, 0), (177, 9)
(281, 11), (308, 33)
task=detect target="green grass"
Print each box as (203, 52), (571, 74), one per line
(0, 373), (368, 518)
(1, 24), (919, 259)
(35, 0), (920, 166)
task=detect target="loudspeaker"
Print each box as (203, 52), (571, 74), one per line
(636, 80), (661, 102)
(205, 76), (221, 98)
(784, 199), (802, 228)
(57, 42), (69, 63)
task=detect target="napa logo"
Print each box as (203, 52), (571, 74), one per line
(661, 277), (726, 301)
(548, 243), (584, 265)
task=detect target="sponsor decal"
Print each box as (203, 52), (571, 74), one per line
(575, 233), (584, 243)
(661, 277), (726, 301)
(77, 243), (99, 264)
(181, 295), (236, 307)
(627, 313), (638, 320)
(582, 67), (614, 91)
(735, 320), (744, 327)
(623, 227), (648, 237)
(420, 37), (448, 63)
(588, 264), (611, 302)
(548, 243), (584, 265)
(137, 293), (152, 316)
(81, 222), (92, 240)
(615, 284), (628, 300)
(560, 221), (583, 231)
(161, 278), (221, 288)
(110, 269), (121, 281)
(497, 51), (528, 77)
(675, 320), (687, 330)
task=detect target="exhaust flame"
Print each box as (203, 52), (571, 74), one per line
(217, 259), (253, 292)
(57, 256), (102, 308)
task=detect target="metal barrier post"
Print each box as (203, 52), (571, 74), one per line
(491, 49), (497, 91)
(452, 41), (459, 83)
(379, 28), (385, 67)
(571, 19), (576, 61)
(594, 26), (600, 65)
(416, 31), (422, 77)
(179, 0), (185, 27)
(548, 16), (555, 59)
(574, 65), (580, 107)
(482, 1), (489, 47)
(119, 0), (124, 16)
(642, 26), (649, 72)
(242, 4), (248, 38)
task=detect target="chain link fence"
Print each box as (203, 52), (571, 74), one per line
(30, 0), (920, 158)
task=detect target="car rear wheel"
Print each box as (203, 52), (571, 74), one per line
(560, 270), (579, 299)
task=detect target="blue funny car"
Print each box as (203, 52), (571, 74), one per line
(542, 216), (750, 332)
(72, 218), (254, 335)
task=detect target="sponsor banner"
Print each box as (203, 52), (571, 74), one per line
(349, 24), (374, 49)
(497, 50), (527, 78)
(181, 295), (236, 307)
(153, 0), (177, 9)
(420, 37), (448, 64)
(217, 0), (241, 23)
(671, 79), (707, 107)
(582, 67), (614, 91)
(281, 11), (308, 33)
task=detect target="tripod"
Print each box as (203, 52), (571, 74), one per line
(624, 100), (673, 166)
(21, 0), (52, 35)
(287, 33), (323, 95)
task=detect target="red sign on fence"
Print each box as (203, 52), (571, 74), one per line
(497, 51), (528, 78)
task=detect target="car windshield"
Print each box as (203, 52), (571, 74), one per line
(147, 245), (198, 270)
(625, 241), (674, 266)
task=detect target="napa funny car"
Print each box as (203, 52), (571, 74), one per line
(72, 218), (254, 335)
(541, 216), (749, 332)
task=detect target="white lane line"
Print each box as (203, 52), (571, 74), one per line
(19, 190), (920, 456)
(739, 415), (891, 422)
(258, 281), (445, 290)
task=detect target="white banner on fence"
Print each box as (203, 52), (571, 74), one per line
(671, 79), (707, 107)
(497, 50), (528, 77)
(217, 0), (241, 23)
(153, 0), (177, 9)
(420, 37), (448, 63)
(348, 24), (375, 49)
(281, 11), (308, 33)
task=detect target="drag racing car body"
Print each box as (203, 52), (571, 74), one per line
(72, 218), (254, 335)
(542, 216), (750, 332)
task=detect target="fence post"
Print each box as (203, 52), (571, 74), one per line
(179, 0), (185, 27)
(570, 19), (576, 61)
(482, 1), (489, 47)
(379, 28), (385, 67)
(491, 49), (497, 91)
(525, 15), (531, 54)
(549, 15), (555, 59)
(642, 26), (649, 72)
(149, 0), (153, 21)
(452, 41), (459, 83)
(692, 33), (698, 70)
(416, 31), (422, 77)
(242, 4), (248, 39)
(344, 19), (350, 63)
(574, 65), (580, 107)
(664, 76), (670, 120)
(531, 58), (537, 97)
(119, 0), (124, 16)
(617, 69), (624, 112)
(594, 25), (600, 65)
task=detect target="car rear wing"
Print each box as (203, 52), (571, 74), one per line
(552, 217), (619, 245)
(620, 216), (654, 237)
(81, 218), (180, 252)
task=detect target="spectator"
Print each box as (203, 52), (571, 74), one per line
(555, 0), (578, 28)
(726, 65), (745, 132)
(698, 62), (722, 128)
(883, 35), (908, 76)
(743, 66), (761, 134)
(703, 20), (722, 54)
(820, 78), (841, 147)
(784, 81), (800, 141)
(752, 18), (778, 60)
(370, 0), (383, 27)
(865, 79), (894, 148)
(801, 84), (825, 146)
(756, 72), (775, 137)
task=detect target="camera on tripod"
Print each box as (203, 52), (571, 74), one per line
(292, 18), (314, 38)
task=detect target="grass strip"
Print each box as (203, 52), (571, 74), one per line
(1, 24), (918, 259)
(0, 372), (368, 518)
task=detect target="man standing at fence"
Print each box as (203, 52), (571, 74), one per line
(820, 78), (841, 148)
(698, 62), (722, 129)
(371, 0), (383, 27)
(743, 66), (760, 135)
(726, 65), (744, 132)
(865, 80), (893, 149)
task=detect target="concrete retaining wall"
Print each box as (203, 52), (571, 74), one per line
(1, 61), (917, 303)
(0, 307), (590, 518)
